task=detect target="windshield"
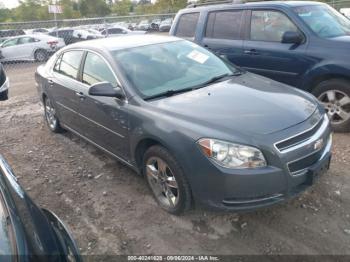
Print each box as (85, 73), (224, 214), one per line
(294, 4), (350, 38)
(112, 40), (237, 99)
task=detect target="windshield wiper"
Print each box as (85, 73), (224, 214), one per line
(144, 72), (239, 101)
(144, 87), (196, 101)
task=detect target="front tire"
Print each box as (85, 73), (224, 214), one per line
(312, 79), (350, 132)
(143, 146), (192, 215)
(44, 97), (63, 133)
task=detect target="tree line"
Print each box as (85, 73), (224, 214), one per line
(0, 0), (188, 22)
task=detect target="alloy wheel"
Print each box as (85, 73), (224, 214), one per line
(146, 157), (179, 208)
(45, 98), (57, 130)
(318, 90), (350, 125)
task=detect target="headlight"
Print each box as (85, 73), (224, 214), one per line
(198, 138), (267, 169)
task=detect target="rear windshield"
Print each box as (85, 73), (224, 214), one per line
(294, 4), (350, 38)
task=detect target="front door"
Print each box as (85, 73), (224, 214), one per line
(78, 51), (129, 160)
(241, 10), (312, 87)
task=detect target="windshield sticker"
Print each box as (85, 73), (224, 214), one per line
(187, 50), (209, 64)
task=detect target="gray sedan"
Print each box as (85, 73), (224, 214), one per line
(35, 35), (332, 214)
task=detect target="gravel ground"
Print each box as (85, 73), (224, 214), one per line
(1, 62), (350, 257)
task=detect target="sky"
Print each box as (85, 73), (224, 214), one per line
(0, 0), (20, 9)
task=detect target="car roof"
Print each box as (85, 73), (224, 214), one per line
(67, 35), (181, 51)
(185, 1), (324, 11)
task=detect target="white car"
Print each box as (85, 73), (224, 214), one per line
(136, 20), (150, 31)
(0, 34), (65, 62)
(101, 26), (146, 37)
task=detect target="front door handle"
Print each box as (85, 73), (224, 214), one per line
(75, 92), (85, 99)
(48, 79), (54, 86)
(244, 49), (260, 55)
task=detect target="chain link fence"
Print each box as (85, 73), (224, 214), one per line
(0, 13), (176, 71)
(1, 0), (350, 70)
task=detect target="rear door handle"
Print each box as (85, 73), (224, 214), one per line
(48, 79), (54, 86)
(244, 49), (260, 55)
(75, 92), (85, 99)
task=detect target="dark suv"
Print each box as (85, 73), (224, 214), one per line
(170, 1), (350, 132)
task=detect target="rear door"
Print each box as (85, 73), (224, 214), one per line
(50, 50), (85, 131)
(240, 9), (311, 87)
(201, 9), (246, 65)
(77, 51), (129, 160)
(173, 12), (200, 41)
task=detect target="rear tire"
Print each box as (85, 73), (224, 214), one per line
(312, 79), (350, 132)
(35, 49), (47, 62)
(44, 97), (64, 133)
(143, 145), (192, 215)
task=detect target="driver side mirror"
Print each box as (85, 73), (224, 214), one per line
(282, 31), (303, 44)
(88, 82), (125, 99)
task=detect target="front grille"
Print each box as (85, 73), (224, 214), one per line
(275, 116), (324, 152)
(288, 150), (323, 174)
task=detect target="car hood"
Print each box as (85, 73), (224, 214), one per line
(149, 73), (317, 136)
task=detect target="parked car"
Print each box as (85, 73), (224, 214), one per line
(136, 20), (150, 31)
(128, 23), (137, 31)
(48, 28), (101, 45)
(101, 26), (146, 37)
(150, 19), (161, 31)
(159, 18), (173, 32)
(25, 28), (50, 35)
(0, 155), (82, 261)
(0, 29), (25, 38)
(0, 34), (65, 62)
(0, 62), (9, 100)
(35, 35), (332, 214)
(170, 1), (350, 132)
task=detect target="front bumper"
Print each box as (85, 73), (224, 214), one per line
(189, 115), (332, 211)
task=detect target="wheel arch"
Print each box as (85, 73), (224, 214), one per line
(133, 137), (169, 173)
(301, 64), (350, 92)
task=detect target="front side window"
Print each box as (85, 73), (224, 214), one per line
(175, 12), (199, 38)
(56, 51), (84, 80)
(112, 40), (238, 99)
(2, 38), (18, 48)
(294, 4), (350, 38)
(82, 52), (117, 86)
(250, 10), (298, 42)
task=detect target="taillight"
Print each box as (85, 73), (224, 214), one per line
(47, 40), (58, 45)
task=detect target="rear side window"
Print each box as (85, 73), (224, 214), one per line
(55, 50), (84, 80)
(82, 52), (117, 86)
(175, 12), (199, 38)
(205, 10), (244, 40)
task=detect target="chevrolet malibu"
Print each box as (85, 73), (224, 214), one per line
(35, 35), (332, 214)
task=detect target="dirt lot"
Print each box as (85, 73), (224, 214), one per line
(1, 62), (350, 257)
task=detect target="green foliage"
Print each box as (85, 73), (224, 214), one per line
(0, 0), (188, 22)
(112, 0), (133, 16)
(78, 0), (111, 17)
